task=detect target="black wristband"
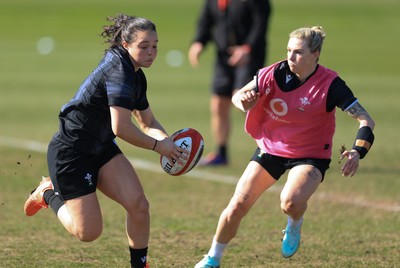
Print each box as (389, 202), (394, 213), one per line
(152, 139), (158, 150)
(352, 126), (374, 159)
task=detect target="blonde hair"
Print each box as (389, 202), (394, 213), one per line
(289, 26), (326, 53)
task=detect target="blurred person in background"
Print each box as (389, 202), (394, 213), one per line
(188, 0), (272, 166)
(24, 14), (187, 268)
(194, 26), (375, 268)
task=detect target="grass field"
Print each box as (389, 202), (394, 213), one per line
(1, 0), (399, 267)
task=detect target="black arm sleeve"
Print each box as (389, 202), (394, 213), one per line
(192, 0), (214, 45)
(326, 77), (357, 112)
(244, 0), (271, 48)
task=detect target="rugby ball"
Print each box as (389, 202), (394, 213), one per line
(160, 128), (204, 176)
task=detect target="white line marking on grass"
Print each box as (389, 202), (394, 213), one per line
(1, 136), (399, 212)
(0, 136), (48, 152)
(131, 157), (241, 184)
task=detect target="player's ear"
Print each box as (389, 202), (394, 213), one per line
(122, 41), (129, 49)
(313, 50), (320, 62)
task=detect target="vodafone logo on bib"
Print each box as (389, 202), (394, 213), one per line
(269, 98), (288, 116)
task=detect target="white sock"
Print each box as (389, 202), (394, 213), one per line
(288, 216), (303, 227)
(207, 238), (227, 260)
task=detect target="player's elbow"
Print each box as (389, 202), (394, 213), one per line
(111, 121), (129, 138)
(360, 117), (375, 130)
(231, 96), (246, 112)
(369, 118), (376, 130)
(111, 122), (121, 136)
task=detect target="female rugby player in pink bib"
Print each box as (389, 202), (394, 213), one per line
(195, 26), (375, 268)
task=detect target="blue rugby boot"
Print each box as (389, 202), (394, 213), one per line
(281, 219), (303, 258)
(194, 255), (220, 268)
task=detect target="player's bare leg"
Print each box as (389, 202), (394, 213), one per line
(280, 164), (322, 257)
(97, 154), (150, 267)
(201, 95), (231, 166)
(57, 193), (103, 242)
(195, 161), (275, 267)
(215, 161), (275, 243)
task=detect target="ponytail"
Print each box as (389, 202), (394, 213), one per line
(100, 14), (156, 51)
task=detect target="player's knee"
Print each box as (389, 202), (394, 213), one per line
(125, 194), (150, 216)
(281, 199), (297, 215)
(225, 200), (250, 221)
(75, 224), (103, 242)
(281, 199), (305, 218)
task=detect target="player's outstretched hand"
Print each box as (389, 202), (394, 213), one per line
(232, 87), (260, 112)
(340, 150), (360, 177)
(154, 134), (188, 165)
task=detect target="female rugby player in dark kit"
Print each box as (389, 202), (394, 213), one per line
(194, 26), (375, 268)
(24, 14), (187, 268)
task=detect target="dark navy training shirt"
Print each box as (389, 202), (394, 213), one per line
(54, 46), (149, 154)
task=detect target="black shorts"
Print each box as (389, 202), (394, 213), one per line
(250, 148), (331, 182)
(212, 55), (264, 97)
(47, 138), (122, 200)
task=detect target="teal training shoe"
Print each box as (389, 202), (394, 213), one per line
(194, 255), (220, 268)
(281, 221), (302, 258)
